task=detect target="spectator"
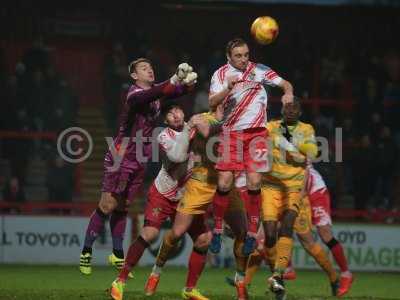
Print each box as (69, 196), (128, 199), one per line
(21, 69), (49, 130)
(48, 80), (79, 131)
(22, 36), (50, 74)
(2, 176), (26, 203)
(371, 126), (398, 209)
(320, 45), (345, 99)
(103, 42), (129, 134)
(46, 155), (74, 202)
(353, 134), (375, 211)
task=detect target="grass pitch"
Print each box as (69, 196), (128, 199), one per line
(0, 265), (399, 300)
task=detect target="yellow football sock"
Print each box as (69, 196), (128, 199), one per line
(155, 230), (178, 267)
(305, 243), (338, 283)
(274, 237), (293, 275)
(244, 251), (263, 285)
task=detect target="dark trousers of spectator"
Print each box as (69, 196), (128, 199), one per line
(353, 173), (374, 210)
(48, 188), (72, 215)
(372, 174), (392, 209)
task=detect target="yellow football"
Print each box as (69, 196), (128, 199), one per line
(251, 16), (279, 45)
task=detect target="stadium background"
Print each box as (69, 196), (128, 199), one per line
(0, 1), (400, 299)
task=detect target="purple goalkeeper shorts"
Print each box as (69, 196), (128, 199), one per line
(101, 165), (145, 204)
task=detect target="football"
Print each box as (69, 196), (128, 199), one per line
(250, 16), (279, 45)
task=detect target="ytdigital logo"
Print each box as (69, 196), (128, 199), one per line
(56, 127), (344, 167)
(57, 127), (93, 163)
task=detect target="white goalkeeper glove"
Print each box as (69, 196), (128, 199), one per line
(183, 72), (197, 86)
(170, 63), (193, 85)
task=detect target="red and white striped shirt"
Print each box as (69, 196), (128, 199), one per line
(209, 62), (282, 131)
(306, 166), (327, 195)
(155, 126), (194, 201)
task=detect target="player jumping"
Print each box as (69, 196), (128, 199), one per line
(109, 103), (210, 300)
(208, 38), (294, 256)
(144, 107), (251, 300)
(79, 58), (197, 275)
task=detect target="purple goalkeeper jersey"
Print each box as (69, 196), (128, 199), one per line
(104, 80), (186, 172)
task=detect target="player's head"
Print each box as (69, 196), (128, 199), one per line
(282, 97), (302, 125)
(162, 102), (185, 131)
(128, 58), (155, 85)
(226, 38), (249, 71)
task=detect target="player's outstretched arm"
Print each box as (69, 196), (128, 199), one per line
(259, 64), (294, 104)
(127, 63), (197, 106)
(278, 79), (294, 104)
(127, 80), (176, 106)
(158, 125), (191, 163)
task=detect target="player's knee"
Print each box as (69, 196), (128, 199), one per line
(246, 172), (262, 190)
(218, 172), (233, 191)
(279, 210), (298, 238)
(297, 231), (314, 248)
(317, 225), (333, 243)
(99, 193), (118, 214)
(246, 179), (261, 191)
(140, 227), (160, 243)
(194, 232), (211, 250)
(171, 226), (186, 240)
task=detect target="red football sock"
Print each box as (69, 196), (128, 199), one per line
(327, 238), (348, 273)
(118, 236), (149, 282)
(245, 189), (261, 235)
(213, 189), (231, 233)
(186, 248), (207, 289)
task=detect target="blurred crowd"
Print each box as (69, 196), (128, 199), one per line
(1, 3), (400, 218)
(0, 37), (77, 205)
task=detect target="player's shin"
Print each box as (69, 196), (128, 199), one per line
(212, 189), (231, 233)
(82, 208), (109, 253)
(233, 238), (247, 279)
(244, 189), (261, 235)
(304, 242), (338, 283)
(154, 230), (179, 270)
(274, 210), (296, 276)
(110, 210), (127, 258)
(185, 247), (208, 290)
(326, 237), (350, 275)
(118, 235), (149, 282)
(244, 251), (263, 285)
(274, 236), (293, 276)
(209, 189), (231, 254)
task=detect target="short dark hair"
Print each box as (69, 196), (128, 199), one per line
(128, 58), (152, 74)
(161, 102), (183, 118)
(226, 38), (248, 56)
